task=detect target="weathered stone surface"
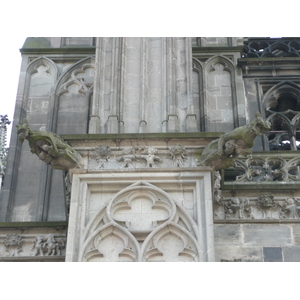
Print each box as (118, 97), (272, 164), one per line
(199, 112), (271, 170)
(243, 224), (292, 246)
(3, 37), (300, 262)
(214, 224), (241, 246)
(283, 246), (300, 262)
(263, 247), (283, 262)
(292, 224), (300, 246)
(215, 245), (263, 262)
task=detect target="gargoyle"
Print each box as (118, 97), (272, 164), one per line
(199, 112), (271, 170)
(16, 119), (81, 171)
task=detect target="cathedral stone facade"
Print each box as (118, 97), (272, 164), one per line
(1, 37), (300, 261)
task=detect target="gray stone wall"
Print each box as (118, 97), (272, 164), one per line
(214, 223), (300, 262)
(0, 38), (96, 222)
(3, 37), (300, 261)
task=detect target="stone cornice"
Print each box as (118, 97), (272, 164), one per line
(61, 132), (223, 141)
(20, 47), (96, 55)
(0, 221), (68, 229)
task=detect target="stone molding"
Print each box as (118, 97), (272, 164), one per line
(0, 232), (67, 259)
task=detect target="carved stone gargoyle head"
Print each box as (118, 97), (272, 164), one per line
(16, 118), (32, 144)
(199, 112), (271, 170)
(16, 119), (82, 171)
(250, 112), (271, 136)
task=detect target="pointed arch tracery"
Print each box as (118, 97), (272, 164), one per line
(80, 181), (200, 262)
(51, 57), (95, 134)
(262, 81), (300, 150)
(23, 56), (58, 125)
(204, 56), (238, 132)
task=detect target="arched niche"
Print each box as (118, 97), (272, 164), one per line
(23, 56), (58, 127)
(52, 57), (95, 134)
(263, 81), (300, 150)
(142, 223), (200, 262)
(192, 58), (205, 131)
(262, 81), (300, 112)
(204, 56), (237, 132)
(82, 222), (139, 262)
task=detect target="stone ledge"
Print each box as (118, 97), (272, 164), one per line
(20, 48), (96, 54)
(222, 182), (300, 190)
(238, 57), (300, 64)
(192, 46), (244, 53)
(61, 132), (223, 141)
(0, 221), (68, 229)
(0, 255), (65, 262)
(214, 219), (300, 224)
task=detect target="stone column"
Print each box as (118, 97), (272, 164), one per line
(90, 37), (122, 134)
(91, 37), (196, 134)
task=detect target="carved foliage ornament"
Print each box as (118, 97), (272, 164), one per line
(215, 195), (300, 220)
(4, 234), (23, 256)
(92, 145), (111, 168)
(168, 144), (188, 167)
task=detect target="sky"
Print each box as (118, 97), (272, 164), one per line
(0, 36), (25, 145)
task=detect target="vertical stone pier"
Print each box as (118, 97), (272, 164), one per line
(90, 37), (197, 134)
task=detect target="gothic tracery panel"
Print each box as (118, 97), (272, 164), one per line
(81, 181), (201, 262)
(56, 59), (95, 134)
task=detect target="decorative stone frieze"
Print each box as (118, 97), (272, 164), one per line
(116, 146), (138, 168)
(225, 155), (300, 183)
(92, 145), (111, 168)
(116, 146), (162, 168)
(31, 234), (64, 256)
(4, 234), (23, 256)
(137, 147), (161, 168)
(0, 229), (67, 260)
(215, 194), (300, 220)
(224, 197), (253, 220)
(279, 198), (300, 219)
(257, 195), (277, 219)
(168, 144), (188, 167)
